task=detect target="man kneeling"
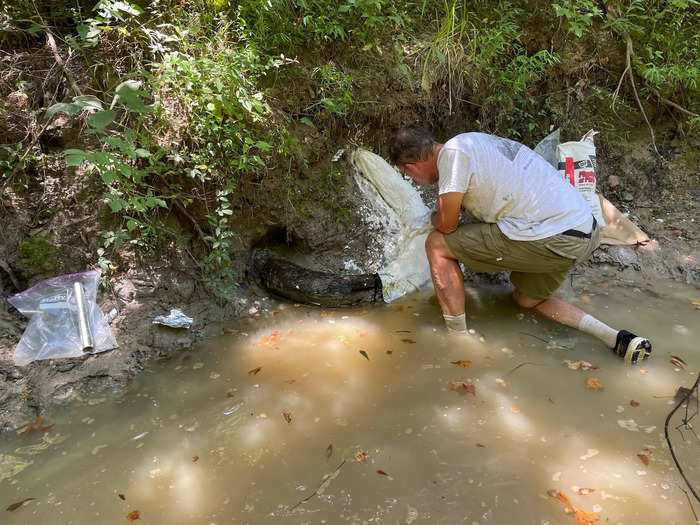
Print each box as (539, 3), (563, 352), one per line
(389, 125), (651, 364)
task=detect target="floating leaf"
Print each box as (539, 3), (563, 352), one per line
(6, 498), (36, 511)
(637, 454), (649, 466)
(257, 331), (280, 346)
(577, 488), (595, 495)
(670, 355), (687, 370)
(118, 494), (126, 501)
(192, 455), (199, 462)
(564, 360), (598, 371)
(450, 380), (475, 396)
(495, 378), (507, 388)
(376, 470), (389, 476)
(450, 360), (472, 368)
(126, 510), (141, 521)
(630, 400), (639, 407)
(354, 451), (368, 463)
(386, 350), (393, 355)
(401, 338), (416, 344)
(248, 367), (262, 376)
(574, 508), (600, 524)
(586, 378), (603, 390)
(325, 444), (333, 459)
(359, 350), (369, 360)
(282, 410), (292, 424)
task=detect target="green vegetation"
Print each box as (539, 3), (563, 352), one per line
(18, 236), (60, 273)
(1, 0), (697, 296)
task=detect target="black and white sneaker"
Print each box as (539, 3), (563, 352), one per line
(614, 330), (652, 364)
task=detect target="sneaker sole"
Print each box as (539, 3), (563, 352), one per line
(624, 337), (652, 364)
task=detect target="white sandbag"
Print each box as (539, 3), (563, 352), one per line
(351, 149), (432, 302)
(556, 130), (606, 226)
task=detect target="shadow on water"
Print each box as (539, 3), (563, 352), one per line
(1, 278), (698, 524)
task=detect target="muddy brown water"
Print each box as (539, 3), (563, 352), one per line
(1, 279), (698, 524)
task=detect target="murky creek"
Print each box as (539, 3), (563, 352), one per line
(1, 277), (698, 524)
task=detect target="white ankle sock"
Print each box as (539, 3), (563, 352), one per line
(444, 313), (467, 334)
(578, 314), (618, 348)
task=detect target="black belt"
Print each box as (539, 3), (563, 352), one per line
(561, 217), (597, 239)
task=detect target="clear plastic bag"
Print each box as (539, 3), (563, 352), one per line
(8, 269), (118, 366)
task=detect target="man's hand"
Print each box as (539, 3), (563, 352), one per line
(432, 192), (463, 234)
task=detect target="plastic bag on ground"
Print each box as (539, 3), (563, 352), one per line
(8, 269), (118, 366)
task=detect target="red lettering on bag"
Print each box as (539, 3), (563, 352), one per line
(578, 171), (596, 184)
(564, 157), (575, 186)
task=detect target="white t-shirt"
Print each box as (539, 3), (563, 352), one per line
(438, 133), (593, 241)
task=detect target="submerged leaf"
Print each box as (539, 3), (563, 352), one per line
(325, 444), (333, 459)
(450, 360), (472, 368)
(376, 470), (389, 476)
(586, 378), (603, 390)
(6, 498), (36, 511)
(577, 488), (595, 495)
(192, 455), (199, 462)
(637, 454), (649, 466)
(400, 338), (416, 344)
(630, 399), (640, 407)
(118, 494), (126, 501)
(574, 508), (600, 524)
(450, 380), (475, 396)
(670, 355), (687, 370)
(126, 510), (141, 521)
(359, 350), (369, 360)
(354, 451), (368, 463)
(282, 410), (292, 424)
(248, 367), (262, 376)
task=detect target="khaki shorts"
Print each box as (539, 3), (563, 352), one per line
(444, 222), (600, 300)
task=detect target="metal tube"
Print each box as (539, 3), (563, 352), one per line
(73, 281), (93, 351)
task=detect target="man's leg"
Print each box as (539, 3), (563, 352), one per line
(425, 231), (467, 333)
(512, 289), (651, 363)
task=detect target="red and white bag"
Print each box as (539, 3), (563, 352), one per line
(556, 130), (606, 226)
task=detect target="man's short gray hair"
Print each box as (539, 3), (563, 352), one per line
(389, 125), (436, 166)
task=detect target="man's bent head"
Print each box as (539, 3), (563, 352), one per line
(389, 125), (436, 166)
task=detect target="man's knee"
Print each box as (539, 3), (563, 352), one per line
(425, 230), (445, 258)
(512, 289), (546, 309)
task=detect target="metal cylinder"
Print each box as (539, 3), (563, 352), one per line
(73, 281), (94, 351)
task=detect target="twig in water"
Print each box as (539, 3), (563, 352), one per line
(519, 332), (572, 350)
(506, 362), (544, 376)
(289, 459), (346, 512)
(677, 484), (699, 522)
(664, 372), (700, 502)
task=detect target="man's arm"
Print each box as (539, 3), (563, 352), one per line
(431, 192), (463, 234)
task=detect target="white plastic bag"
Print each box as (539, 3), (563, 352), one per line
(556, 130), (606, 226)
(8, 269), (118, 366)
